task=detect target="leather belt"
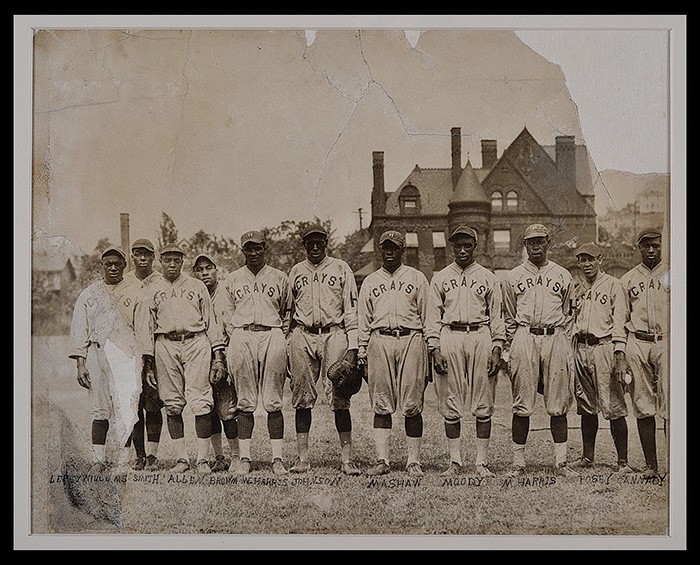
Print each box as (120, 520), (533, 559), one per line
(449, 323), (482, 332)
(302, 324), (337, 335)
(529, 326), (555, 336)
(242, 324), (272, 332)
(378, 328), (412, 337)
(163, 331), (201, 342)
(577, 334), (612, 346)
(634, 331), (663, 343)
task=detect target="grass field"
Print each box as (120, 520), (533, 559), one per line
(27, 336), (672, 547)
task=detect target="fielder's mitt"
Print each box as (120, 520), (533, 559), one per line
(209, 358), (228, 386)
(327, 358), (363, 399)
(214, 378), (239, 421)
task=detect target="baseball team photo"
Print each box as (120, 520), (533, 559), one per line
(16, 16), (686, 551)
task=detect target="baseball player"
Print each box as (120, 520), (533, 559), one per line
(150, 243), (227, 474)
(69, 246), (155, 473)
(620, 228), (670, 479)
(357, 230), (430, 477)
(427, 226), (505, 477)
(192, 253), (240, 473)
(220, 230), (292, 476)
(570, 243), (634, 473)
(501, 224), (576, 477)
(287, 225), (362, 476)
(123, 238), (165, 472)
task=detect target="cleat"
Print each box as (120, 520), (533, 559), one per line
(406, 462), (424, 477)
(641, 466), (659, 479)
(615, 463), (636, 474)
(440, 462), (462, 477)
(366, 461), (390, 476)
(170, 458), (190, 474)
(570, 456), (595, 469)
(475, 463), (496, 478)
(144, 455), (159, 472)
(237, 458), (251, 475)
(341, 461), (362, 476)
(272, 458), (288, 476)
(210, 455), (228, 473)
(556, 463), (576, 477)
(196, 459), (211, 474)
(290, 459), (311, 473)
(132, 456), (146, 471)
(505, 465), (526, 478)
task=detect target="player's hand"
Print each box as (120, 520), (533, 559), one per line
(431, 349), (448, 375)
(487, 347), (502, 378)
(76, 359), (91, 389)
(142, 355), (157, 389)
(343, 348), (358, 368)
(613, 351), (629, 386)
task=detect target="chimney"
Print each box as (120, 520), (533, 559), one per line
(481, 139), (498, 169)
(371, 151), (386, 218)
(120, 213), (131, 270)
(555, 135), (576, 191)
(451, 127), (462, 188)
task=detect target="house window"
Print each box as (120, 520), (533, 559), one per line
(433, 232), (447, 271)
(399, 185), (421, 215)
(493, 230), (511, 253)
(506, 190), (519, 211)
(405, 232), (419, 269)
(491, 191), (503, 212)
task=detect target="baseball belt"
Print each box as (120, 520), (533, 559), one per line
(162, 330), (202, 342)
(576, 333), (612, 346)
(378, 327), (412, 337)
(242, 324), (273, 332)
(633, 331), (663, 343)
(449, 323), (483, 332)
(301, 324), (339, 335)
(529, 326), (555, 336)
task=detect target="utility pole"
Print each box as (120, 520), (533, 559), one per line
(357, 208), (363, 231)
(120, 213), (131, 271)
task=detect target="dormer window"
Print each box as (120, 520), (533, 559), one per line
(399, 184), (421, 215)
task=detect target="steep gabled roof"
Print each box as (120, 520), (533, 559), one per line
(384, 166), (454, 216)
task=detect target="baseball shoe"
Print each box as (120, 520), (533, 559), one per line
(227, 458), (240, 474)
(505, 465), (526, 478)
(475, 463), (496, 478)
(237, 458), (251, 476)
(641, 466), (659, 479)
(196, 459), (212, 474)
(132, 456), (146, 471)
(210, 455), (228, 473)
(440, 462), (462, 477)
(272, 458), (288, 476)
(614, 462), (636, 474)
(290, 459), (311, 473)
(89, 461), (108, 474)
(406, 462), (424, 477)
(341, 461), (362, 476)
(366, 461), (390, 476)
(144, 455), (159, 472)
(570, 456), (595, 469)
(555, 463), (576, 477)
(170, 458), (190, 474)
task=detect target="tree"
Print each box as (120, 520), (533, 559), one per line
(262, 217), (336, 272)
(158, 212), (179, 249)
(335, 228), (373, 272)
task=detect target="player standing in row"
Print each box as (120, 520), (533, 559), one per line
(123, 238), (165, 472)
(150, 243), (226, 474)
(426, 226), (505, 477)
(287, 225), (362, 475)
(221, 231), (292, 476)
(357, 230), (430, 477)
(192, 253), (240, 473)
(501, 224), (576, 477)
(570, 243), (634, 473)
(69, 246), (155, 473)
(620, 228), (670, 479)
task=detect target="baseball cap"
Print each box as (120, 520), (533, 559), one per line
(159, 243), (185, 255)
(193, 253), (216, 268)
(302, 224), (328, 241)
(241, 230), (265, 247)
(575, 243), (602, 258)
(448, 225), (478, 243)
(379, 230), (405, 248)
(131, 238), (155, 253)
(637, 227), (662, 244)
(523, 223), (549, 240)
(101, 245), (126, 261)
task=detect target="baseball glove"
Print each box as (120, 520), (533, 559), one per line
(327, 358), (363, 399)
(209, 359), (228, 386)
(214, 378), (239, 421)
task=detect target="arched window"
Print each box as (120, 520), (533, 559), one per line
(399, 184), (421, 215)
(491, 190), (503, 212)
(506, 190), (519, 211)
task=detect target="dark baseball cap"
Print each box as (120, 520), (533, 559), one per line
(448, 225), (478, 243)
(575, 243), (602, 258)
(302, 224), (328, 241)
(131, 238), (155, 252)
(241, 230), (265, 247)
(523, 223), (549, 240)
(159, 243), (185, 255)
(193, 253), (216, 268)
(379, 230), (405, 248)
(637, 227), (662, 244)
(101, 245), (126, 261)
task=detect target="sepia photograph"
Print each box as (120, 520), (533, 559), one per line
(15, 15), (686, 550)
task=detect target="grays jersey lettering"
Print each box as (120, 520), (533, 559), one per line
(515, 275), (563, 295)
(441, 277), (488, 296)
(154, 287), (197, 306)
(293, 272), (340, 291)
(232, 281), (280, 301)
(369, 279), (415, 298)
